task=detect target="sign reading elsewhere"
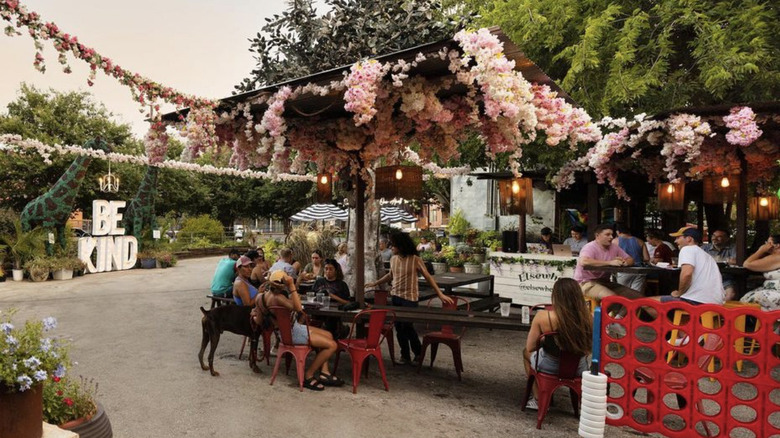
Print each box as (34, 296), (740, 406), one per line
(77, 200), (138, 273)
(489, 251), (576, 306)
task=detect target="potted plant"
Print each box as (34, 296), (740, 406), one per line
(447, 209), (470, 245)
(464, 255), (482, 274)
(1, 221), (44, 281)
(431, 252), (448, 275)
(155, 250), (177, 268)
(24, 256), (53, 282)
(43, 376), (112, 437)
(138, 249), (157, 269)
(0, 311), (69, 438)
(447, 255), (465, 273)
(49, 256), (84, 281)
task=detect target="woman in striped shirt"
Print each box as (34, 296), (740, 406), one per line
(367, 232), (453, 365)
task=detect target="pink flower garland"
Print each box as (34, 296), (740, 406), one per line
(143, 121), (169, 164)
(723, 106), (762, 146)
(661, 114), (711, 182)
(343, 60), (387, 126)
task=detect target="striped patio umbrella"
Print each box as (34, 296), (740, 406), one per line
(290, 203), (348, 222)
(380, 205), (418, 224)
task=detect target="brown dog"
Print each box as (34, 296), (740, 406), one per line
(199, 305), (261, 376)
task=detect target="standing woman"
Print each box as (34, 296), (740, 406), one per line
(522, 278), (592, 410)
(367, 232), (453, 365)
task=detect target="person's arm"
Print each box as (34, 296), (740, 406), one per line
(233, 280), (252, 307)
(580, 256), (626, 267)
(639, 239), (650, 263)
(672, 264), (694, 297)
(329, 282), (351, 305)
(417, 257), (453, 304)
(367, 271), (392, 288)
(525, 311), (545, 353)
(743, 242), (780, 272)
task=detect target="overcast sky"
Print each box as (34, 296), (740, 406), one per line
(0, 0), (297, 137)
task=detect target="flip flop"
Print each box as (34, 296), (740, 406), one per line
(303, 377), (325, 391)
(317, 372), (345, 387)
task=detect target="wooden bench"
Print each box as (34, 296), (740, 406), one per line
(207, 294), (234, 309)
(461, 296), (512, 313)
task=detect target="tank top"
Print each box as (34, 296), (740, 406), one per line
(618, 236), (643, 266)
(234, 277), (259, 306)
(390, 255), (420, 302)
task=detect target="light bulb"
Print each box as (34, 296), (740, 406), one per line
(720, 177), (730, 188)
(320, 175), (329, 185)
(666, 185), (674, 194)
(395, 168), (403, 180)
(511, 180), (520, 194)
(759, 197), (769, 207)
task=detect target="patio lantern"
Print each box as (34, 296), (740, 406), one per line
(702, 174), (739, 204)
(657, 182), (685, 211)
(749, 195), (780, 221)
(498, 178), (534, 215)
(316, 173), (332, 203)
(375, 165), (423, 200)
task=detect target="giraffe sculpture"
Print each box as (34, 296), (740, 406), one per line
(122, 165), (159, 248)
(21, 138), (110, 255)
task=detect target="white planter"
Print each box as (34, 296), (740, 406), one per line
(464, 264), (482, 274)
(52, 269), (74, 281)
(12, 269), (24, 281)
(431, 262), (448, 275)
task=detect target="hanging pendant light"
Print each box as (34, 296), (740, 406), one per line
(749, 195), (780, 221)
(375, 165), (423, 200)
(316, 173), (333, 203)
(498, 177), (534, 215)
(702, 174), (738, 204)
(657, 182), (685, 211)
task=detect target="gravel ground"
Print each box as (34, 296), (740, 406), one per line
(0, 256), (652, 438)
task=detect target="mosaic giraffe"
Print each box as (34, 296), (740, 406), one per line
(21, 138), (110, 254)
(122, 165), (159, 247)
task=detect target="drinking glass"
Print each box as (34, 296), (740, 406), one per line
(499, 302), (511, 317)
(315, 292), (325, 305)
(306, 292), (315, 303)
(322, 296), (331, 308)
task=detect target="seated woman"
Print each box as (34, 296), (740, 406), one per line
(522, 278), (592, 410)
(256, 270), (342, 390)
(298, 250), (325, 287)
(312, 259), (351, 305)
(250, 248), (271, 286)
(233, 256), (259, 306)
(740, 235), (780, 311)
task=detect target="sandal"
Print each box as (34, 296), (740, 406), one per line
(317, 372), (345, 387)
(303, 377), (325, 391)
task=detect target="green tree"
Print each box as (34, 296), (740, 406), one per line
(454, 0), (779, 118)
(236, 0), (472, 91)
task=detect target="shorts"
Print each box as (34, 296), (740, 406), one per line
(291, 321), (309, 345)
(530, 348), (589, 376)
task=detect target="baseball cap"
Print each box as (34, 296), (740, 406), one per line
(669, 227), (702, 242)
(235, 255), (253, 269)
(269, 270), (287, 284)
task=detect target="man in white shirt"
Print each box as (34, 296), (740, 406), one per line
(656, 227), (724, 305)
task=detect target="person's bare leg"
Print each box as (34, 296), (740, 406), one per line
(522, 348), (538, 399)
(306, 327), (337, 379)
(724, 286), (735, 302)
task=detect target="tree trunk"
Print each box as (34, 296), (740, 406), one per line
(346, 195), (379, 298)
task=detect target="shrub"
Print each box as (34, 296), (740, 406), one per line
(447, 209), (470, 236)
(43, 376), (98, 426)
(177, 215), (224, 244)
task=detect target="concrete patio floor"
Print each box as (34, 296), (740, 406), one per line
(0, 256), (651, 437)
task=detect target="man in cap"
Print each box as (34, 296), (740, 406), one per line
(657, 227), (724, 304)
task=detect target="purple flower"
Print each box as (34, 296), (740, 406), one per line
(6, 335), (18, 349)
(23, 356), (41, 369)
(33, 370), (47, 382)
(42, 317), (57, 331)
(40, 337), (52, 352)
(17, 375), (32, 391)
(0, 322), (13, 334)
(54, 364), (66, 378)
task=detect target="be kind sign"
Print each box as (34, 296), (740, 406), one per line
(77, 200), (138, 273)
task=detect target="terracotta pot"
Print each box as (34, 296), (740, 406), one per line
(449, 266), (464, 273)
(61, 401), (112, 438)
(0, 383), (43, 438)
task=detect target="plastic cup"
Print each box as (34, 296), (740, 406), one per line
(499, 302), (511, 317)
(315, 292), (324, 304)
(306, 292), (315, 303)
(322, 296), (330, 308)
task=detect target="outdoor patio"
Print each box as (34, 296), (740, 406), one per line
(0, 256), (647, 437)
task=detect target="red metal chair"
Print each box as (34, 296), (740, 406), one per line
(268, 306), (314, 391)
(417, 295), (470, 380)
(520, 331), (584, 429)
(372, 290), (396, 365)
(333, 309), (395, 394)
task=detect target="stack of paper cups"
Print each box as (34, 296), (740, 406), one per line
(579, 371), (608, 438)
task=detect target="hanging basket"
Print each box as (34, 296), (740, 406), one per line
(657, 183), (686, 211)
(0, 383), (43, 438)
(702, 174), (739, 204)
(375, 165), (423, 200)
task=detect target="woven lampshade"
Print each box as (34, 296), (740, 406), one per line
(498, 178), (534, 215)
(703, 174), (739, 204)
(375, 165), (423, 200)
(657, 182), (685, 211)
(749, 196), (780, 221)
(316, 173), (332, 203)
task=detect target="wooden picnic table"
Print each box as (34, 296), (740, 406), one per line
(306, 302), (529, 331)
(420, 272), (494, 298)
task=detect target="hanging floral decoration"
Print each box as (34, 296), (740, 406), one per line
(552, 107), (778, 199)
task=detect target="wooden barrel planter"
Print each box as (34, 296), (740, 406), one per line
(61, 402), (112, 438)
(0, 383), (43, 438)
